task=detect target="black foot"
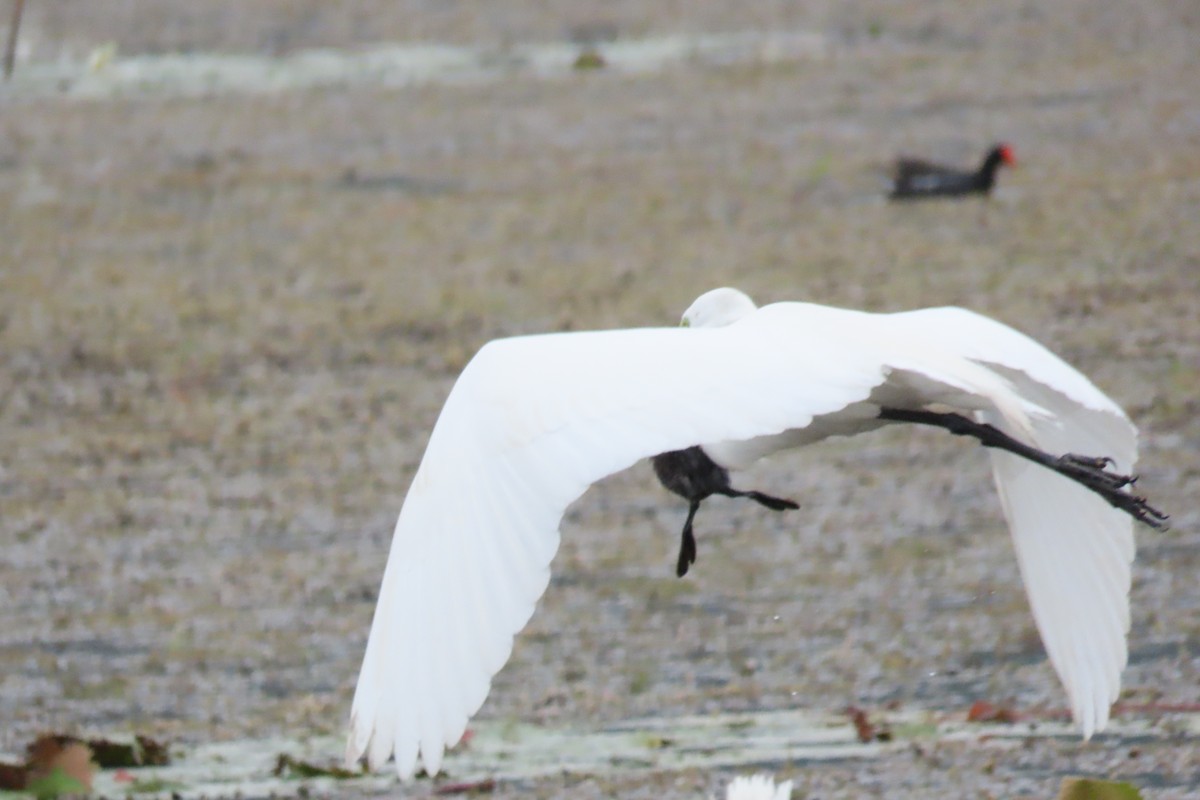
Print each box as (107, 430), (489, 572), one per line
(878, 407), (1170, 531)
(741, 490), (800, 512)
(1056, 453), (1170, 530)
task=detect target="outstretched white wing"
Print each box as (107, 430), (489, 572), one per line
(347, 297), (1141, 777)
(894, 307), (1137, 736)
(346, 306), (1037, 778)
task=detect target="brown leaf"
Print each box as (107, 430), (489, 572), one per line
(86, 734), (170, 768)
(844, 706), (891, 742)
(25, 736), (95, 793)
(967, 700), (1018, 724)
(0, 760), (28, 791)
(435, 777), (497, 795)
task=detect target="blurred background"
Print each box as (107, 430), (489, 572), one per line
(1, 1), (1198, 797)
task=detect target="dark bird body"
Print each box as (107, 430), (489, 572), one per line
(651, 447), (798, 577)
(890, 143), (1015, 200)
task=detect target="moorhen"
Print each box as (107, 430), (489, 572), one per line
(889, 143), (1015, 200)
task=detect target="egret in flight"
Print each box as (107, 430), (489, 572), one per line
(346, 287), (1166, 778)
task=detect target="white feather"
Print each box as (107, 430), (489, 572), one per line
(347, 288), (1143, 777)
(887, 306), (1136, 736)
(725, 773), (794, 800)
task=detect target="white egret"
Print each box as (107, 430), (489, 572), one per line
(346, 287), (1165, 779)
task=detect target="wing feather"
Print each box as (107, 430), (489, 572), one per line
(415, 566), (445, 775)
(892, 307), (1135, 737)
(348, 320), (911, 777)
(348, 303), (1132, 776)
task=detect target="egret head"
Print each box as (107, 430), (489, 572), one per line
(681, 287), (758, 329)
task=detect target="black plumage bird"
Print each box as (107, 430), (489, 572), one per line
(651, 446), (799, 577)
(889, 143), (1016, 200)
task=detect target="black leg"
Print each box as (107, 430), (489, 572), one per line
(676, 500), (701, 578)
(878, 408), (1169, 530)
(723, 488), (800, 512)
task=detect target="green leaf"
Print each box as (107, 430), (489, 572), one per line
(273, 754), (360, 780)
(25, 767), (88, 800)
(1058, 777), (1144, 800)
(129, 777), (187, 794)
(572, 49), (606, 70)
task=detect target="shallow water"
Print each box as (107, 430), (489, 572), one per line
(56, 707), (1197, 798)
(6, 30), (828, 100)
